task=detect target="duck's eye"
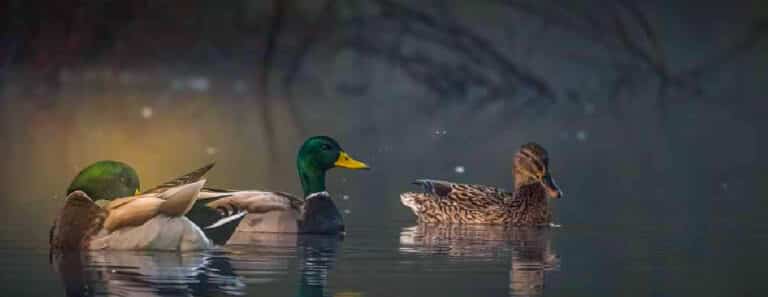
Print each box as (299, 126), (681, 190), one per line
(321, 144), (332, 151)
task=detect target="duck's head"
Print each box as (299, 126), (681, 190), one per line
(297, 136), (370, 172)
(66, 160), (140, 201)
(513, 143), (562, 199)
(297, 136), (369, 196)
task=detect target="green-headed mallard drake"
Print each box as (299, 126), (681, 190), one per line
(61, 161), (246, 245)
(194, 135), (370, 236)
(50, 179), (214, 251)
(400, 143), (563, 226)
(65, 160), (142, 202)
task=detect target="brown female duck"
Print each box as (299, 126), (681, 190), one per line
(400, 143), (563, 226)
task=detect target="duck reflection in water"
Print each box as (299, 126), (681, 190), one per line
(206, 232), (345, 297)
(399, 224), (559, 297)
(295, 235), (343, 297)
(51, 250), (245, 297)
(51, 234), (349, 297)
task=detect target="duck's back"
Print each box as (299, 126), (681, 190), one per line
(89, 216), (212, 251)
(195, 189), (346, 235)
(94, 184), (213, 251)
(400, 179), (514, 224)
(199, 189), (303, 238)
(51, 189), (213, 251)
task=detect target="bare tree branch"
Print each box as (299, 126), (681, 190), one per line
(282, 0), (337, 96)
(679, 19), (768, 80)
(262, 0), (287, 98)
(259, 0), (288, 167)
(381, 0), (556, 99)
(336, 0), (556, 105)
(492, 0), (758, 110)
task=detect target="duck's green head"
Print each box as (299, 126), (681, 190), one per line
(297, 136), (369, 196)
(66, 160), (141, 201)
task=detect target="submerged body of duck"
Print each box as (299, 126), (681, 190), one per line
(400, 143), (563, 226)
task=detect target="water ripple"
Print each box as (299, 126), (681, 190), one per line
(34, 225), (566, 297)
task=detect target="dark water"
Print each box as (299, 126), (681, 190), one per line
(2, 211), (766, 297)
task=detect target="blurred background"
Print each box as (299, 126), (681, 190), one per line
(0, 0), (766, 295)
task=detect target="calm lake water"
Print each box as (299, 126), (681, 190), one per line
(1, 210), (765, 297)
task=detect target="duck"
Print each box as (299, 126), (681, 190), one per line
(200, 136), (370, 236)
(50, 179), (220, 251)
(400, 142), (563, 226)
(61, 161), (246, 245)
(65, 136), (369, 238)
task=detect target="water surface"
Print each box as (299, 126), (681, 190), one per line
(3, 211), (764, 297)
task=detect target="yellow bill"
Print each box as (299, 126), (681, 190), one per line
(334, 151), (370, 170)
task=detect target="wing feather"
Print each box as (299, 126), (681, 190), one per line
(50, 191), (107, 250)
(204, 190), (302, 214)
(141, 163), (215, 194)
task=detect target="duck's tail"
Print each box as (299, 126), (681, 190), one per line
(400, 192), (425, 214)
(185, 194), (247, 245)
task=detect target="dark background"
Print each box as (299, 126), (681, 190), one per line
(0, 1), (766, 296)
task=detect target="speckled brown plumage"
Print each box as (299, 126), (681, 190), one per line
(400, 143), (562, 226)
(401, 182), (551, 225)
